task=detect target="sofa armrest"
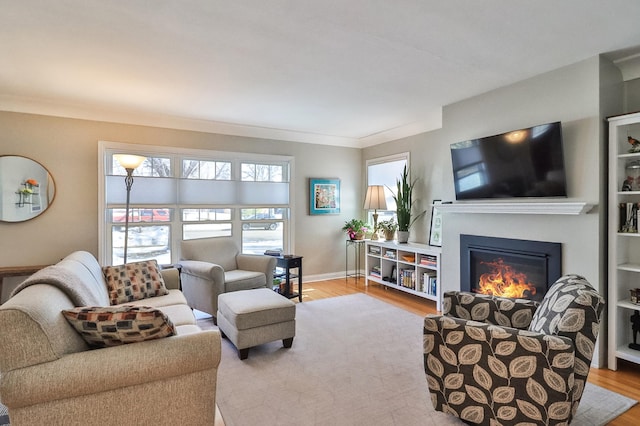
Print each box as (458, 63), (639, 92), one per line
(443, 291), (540, 330)
(1, 330), (221, 408)
(424, 315), (576, 424)
(160, 267), (181, 290)
(237, 254), (277, 284)
(180, 260), (225, 285)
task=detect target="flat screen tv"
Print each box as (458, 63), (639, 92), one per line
(450, 121), (567, 200)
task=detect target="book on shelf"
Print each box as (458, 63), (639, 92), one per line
(400, 269), (416, 290)
(369, 246), (381, 255)
(420, 255), (437, 267)
(422, 271), (437, 295)
(370, 265), (381, 278)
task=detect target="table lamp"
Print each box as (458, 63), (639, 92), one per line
(363, 185), (387, 241)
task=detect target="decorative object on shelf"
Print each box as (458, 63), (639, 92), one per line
(363, 185), (387, 240)
(625, 161), (640, 190)
(342, 218), (369, 240)
(628, 135), (640, 153)
(619, 202), (639, 233)
(429, 200), (443, 247)
(631, 289), (640, 304)
(631, 311), (640, 351)
(392, 164), (425, 243)
(622, 177), (633, 191)
(309, 178), (340, 215)
(114, 154), (146, 264)
(378, 218), (398, 241)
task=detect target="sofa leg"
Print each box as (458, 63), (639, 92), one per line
(220, 330), (227, 339)
(238, 348), (249, 360)
(283, 337), (293, 348)
(212, 315), (217, 325)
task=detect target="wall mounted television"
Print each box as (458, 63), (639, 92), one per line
(450, 121), (567, 200)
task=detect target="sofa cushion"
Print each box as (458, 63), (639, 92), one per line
(62, 305), (176, 348)
(103, 260), (169, 305)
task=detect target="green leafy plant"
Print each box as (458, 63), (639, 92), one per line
(392, 165), (425, 232)
(377, 218), (398, 232)
(342, 219), (369, 239)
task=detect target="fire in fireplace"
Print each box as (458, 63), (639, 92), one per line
(460, 235), (561, 302)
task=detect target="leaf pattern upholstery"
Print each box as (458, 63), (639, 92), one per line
(424, 274), (604, 425)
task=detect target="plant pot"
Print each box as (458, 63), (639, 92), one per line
(384, 230), (396, 241)
(397, 231), (409, 243)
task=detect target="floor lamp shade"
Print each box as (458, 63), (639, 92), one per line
(363, 185), (387, 240)
(114, 154), (146, 264)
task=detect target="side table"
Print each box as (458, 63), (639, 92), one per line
(273, 255), (303, 302)
(345, 239), (366, 282)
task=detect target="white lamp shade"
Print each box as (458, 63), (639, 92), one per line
(114, 154), (146, 170)
(363, 185), (388, 210)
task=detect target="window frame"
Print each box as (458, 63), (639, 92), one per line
(365, 152), (410, 225)
(98, 141), (294, 265)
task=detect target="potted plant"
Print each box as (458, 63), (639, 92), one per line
(342, 219), (369, 240)
(378, 218), (398, 241)
(392, 165), (425, 243)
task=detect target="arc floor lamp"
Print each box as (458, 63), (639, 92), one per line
(113, 154), (146, 264)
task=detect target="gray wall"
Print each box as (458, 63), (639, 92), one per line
(363, 56), (629, 367)
(0, 112), (363, 300)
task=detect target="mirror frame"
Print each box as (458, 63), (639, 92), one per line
(0, 155), (56, 223)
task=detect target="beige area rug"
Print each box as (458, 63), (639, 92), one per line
(209, 293), (634, 426)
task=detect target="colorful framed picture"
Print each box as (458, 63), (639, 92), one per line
(310, 178), (340, 215)
(429, 200), (443, 247)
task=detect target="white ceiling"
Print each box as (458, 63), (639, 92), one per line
(2, 1), (640, 148)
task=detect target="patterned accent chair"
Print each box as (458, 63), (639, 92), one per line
(423, 274), (605, 426)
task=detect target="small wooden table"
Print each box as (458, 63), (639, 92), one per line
(0, 265), (50, 301)
(273, 256), (303, 302)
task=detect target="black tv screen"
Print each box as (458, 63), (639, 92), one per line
(450, 122), (567, 200)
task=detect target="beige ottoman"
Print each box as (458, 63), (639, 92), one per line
(217, 288), (296, 360)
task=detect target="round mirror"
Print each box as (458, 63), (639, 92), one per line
(0, 155), (56, 222)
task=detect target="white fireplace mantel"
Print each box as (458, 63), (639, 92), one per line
(434, 201), (594, 215)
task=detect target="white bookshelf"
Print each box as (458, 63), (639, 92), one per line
(365, 240), (442, 311)
(608, 111), (640, 370)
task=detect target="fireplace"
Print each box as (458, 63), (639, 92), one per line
(460, 235), (561, 302)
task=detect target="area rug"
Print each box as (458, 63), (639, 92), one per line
(214, 293), (637, 426)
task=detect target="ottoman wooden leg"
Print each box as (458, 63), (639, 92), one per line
(283, 337), (293, 348)
(238, 348), (249, 360)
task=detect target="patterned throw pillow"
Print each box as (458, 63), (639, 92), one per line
(62, 305), (176, 348)
(102, 260), (169, 305)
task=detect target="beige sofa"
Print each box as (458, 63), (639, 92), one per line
(180, 237), (277, 322)
(0, 251), (222, 425)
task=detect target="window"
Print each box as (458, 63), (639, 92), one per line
(366, 153), (409, 224)
(100, 142), (293, 265)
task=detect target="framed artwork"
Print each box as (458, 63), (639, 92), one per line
(310, 178), (340, 215)
(429, 200), (443, 247)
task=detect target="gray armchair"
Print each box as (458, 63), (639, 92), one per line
(179, 237), (277, 322)
(423, 274), (605, 426)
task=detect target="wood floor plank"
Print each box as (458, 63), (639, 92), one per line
(300, 278), (640, 425)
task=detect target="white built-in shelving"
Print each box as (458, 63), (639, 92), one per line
(608, 111), (640, 370)
(365, 240), (442, 311)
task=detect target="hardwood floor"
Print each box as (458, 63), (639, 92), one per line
(300, 277), (640, 425)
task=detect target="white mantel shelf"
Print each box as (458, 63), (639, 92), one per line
(435, 202), (594, 215)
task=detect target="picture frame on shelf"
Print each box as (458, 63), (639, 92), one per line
(429, 200), (443, 247)
(309, 178), (340, 215)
